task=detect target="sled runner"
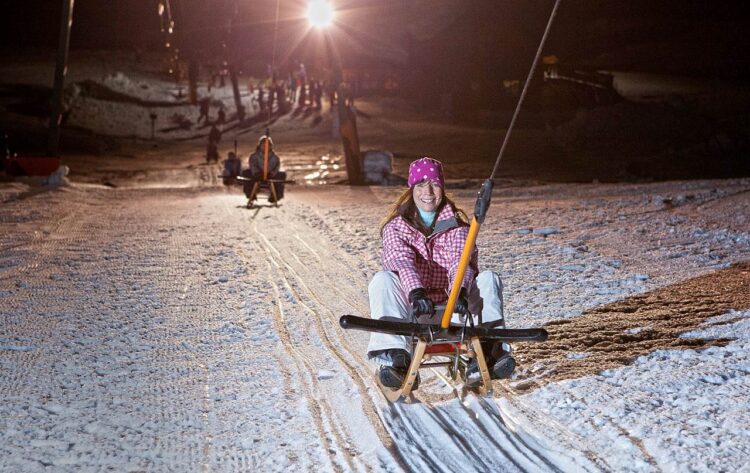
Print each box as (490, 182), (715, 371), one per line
(219, 174), (295, 206)
(341, 309), (547, 401)
(245, 177), (283, 208)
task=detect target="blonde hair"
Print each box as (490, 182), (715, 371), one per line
(380, 187), (469, 236)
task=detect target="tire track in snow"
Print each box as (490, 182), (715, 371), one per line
(209, 194), (326, 470)
(152, 210), (215, 472)
(460, 398), (569, 472)
(392, 405), (499, 472)
(163, 273), (214, 472)
(260, 254), (357, 472)
(146, 193), (328, 471)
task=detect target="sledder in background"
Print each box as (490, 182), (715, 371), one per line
(222, 151), (242, 186)
(241, 134), (287, 205)
(366, 158), (515, 390)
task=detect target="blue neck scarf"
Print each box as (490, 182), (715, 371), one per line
(417, 208), (437, 228)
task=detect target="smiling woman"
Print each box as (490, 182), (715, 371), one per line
(365, 157), (516, 391)
(410, 158), (445, 213)
(306, 0), (334, 29)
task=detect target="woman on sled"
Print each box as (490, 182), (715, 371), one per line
(367, 157), (515, 390)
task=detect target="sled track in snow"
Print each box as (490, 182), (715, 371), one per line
(242, 246), (357, 473)
(248, 218), (408, 471)
(248, 202), (607, 472)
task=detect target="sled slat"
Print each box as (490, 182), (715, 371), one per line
(339, 315), (548, 342)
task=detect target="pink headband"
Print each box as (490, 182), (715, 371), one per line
(408, 157), (444, 188)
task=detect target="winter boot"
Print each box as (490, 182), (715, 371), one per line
(378, 349), (420, 390)
(465, 344), (516, 388)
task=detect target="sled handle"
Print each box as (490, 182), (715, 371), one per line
(339, 315), (548, 342)
(440, 179), (493, 328)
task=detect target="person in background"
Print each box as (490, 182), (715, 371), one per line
(222, 151), (241, 185)
(197, 97), (211, 124)
(0, 132), (9, 172)
(310, 78), (322, 110)
(287, 72), (297, 104)
(258, 86), (266, 115)
(206, 124), (221, 163)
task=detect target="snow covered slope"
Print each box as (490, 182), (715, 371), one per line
(0, 177), (748, 471)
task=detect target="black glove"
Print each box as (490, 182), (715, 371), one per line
(409, 288), (434, 318)
(454, 287), (469, 315)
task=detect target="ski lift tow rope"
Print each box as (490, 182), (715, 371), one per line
(440, 0), (562, 328)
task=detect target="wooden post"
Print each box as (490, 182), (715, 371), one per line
(229, 63), (245, 121)
(337, 82), (363, 185)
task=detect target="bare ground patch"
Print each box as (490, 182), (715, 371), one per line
(510, 261), (750, 392)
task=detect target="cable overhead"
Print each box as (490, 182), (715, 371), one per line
(267, 0), (281, 124)
(271, 0), (281, 69)
(440, 0), (563, 328)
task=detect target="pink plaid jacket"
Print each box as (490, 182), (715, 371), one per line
(381, 204), (478, 303)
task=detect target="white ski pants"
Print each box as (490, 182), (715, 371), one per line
(366, 270), (505, 359)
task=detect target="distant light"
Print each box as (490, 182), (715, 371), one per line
(307, 0), (334, 28)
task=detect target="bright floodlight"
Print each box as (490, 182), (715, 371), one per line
(307, 0), (334, 28)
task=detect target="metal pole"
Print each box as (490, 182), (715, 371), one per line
(228, 0), (245, 121)
(48, 0), (75, 157)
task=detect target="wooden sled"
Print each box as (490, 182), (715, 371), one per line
(339, 180), (549, 402)
(340, 312), (548, 401)
(243, 177), (294, 208)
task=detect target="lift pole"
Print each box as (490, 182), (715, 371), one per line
(48, 0), (75, 157)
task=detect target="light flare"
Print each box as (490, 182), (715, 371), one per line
(307, 0), (334, 29)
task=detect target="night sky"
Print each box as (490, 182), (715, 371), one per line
(2, 0), (749, 81)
